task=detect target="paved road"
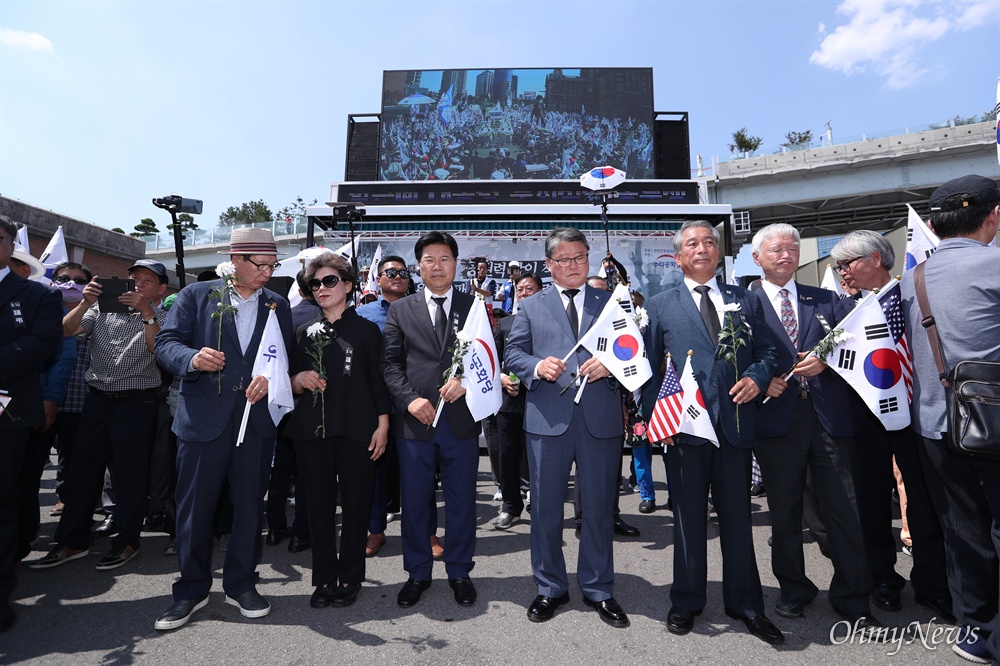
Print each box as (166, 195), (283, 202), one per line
(6, 452), (957, 666)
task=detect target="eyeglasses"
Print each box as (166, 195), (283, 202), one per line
(379, 268), (411, 280)
(549, 253), (589, 268)
(308, 274), (342, 291)
(242, 257), (281, 272)
(54, 275), (89, 285)
(834, 256), (865, 274)
(419, 256), (455, 266)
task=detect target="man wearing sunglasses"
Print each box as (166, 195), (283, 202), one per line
(154, 228), (292, 631)
(357, 255), (410, 558)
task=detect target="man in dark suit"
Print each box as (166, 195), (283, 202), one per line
(153, 228), (292, 631)
(0, 216), (63, 633)
(750, 223), (876, 627)
(383, 231), (481, 608)
(505, 227), (629, 629)
(641, 219), (783, 645)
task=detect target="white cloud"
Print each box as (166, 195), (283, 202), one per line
(0, 28), (54, 53)
(809, 0), (997, 89)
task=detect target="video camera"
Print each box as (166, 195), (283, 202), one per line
(152, 195), (203, 215)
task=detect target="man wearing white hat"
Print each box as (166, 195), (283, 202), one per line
(498, 260), (522, 314)
(154, 228), (292, 630)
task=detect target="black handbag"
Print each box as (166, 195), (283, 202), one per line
(914, 263), (1000, 461)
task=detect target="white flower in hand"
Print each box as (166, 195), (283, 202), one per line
(719, 302), (742, 313)
(306, 322), (326, 338)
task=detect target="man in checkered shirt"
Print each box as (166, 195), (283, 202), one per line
(29, 259), (168, 573)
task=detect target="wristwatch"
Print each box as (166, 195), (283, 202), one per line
(142, 317), (157, 326)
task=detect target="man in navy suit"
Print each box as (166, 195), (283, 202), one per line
(641, 220), (783, 644)
(383, 231), (481, 609)
(505, 227), (629, 628)
(153, 228), (292, 631)
(0, 216), (62, 633)
(750, 223), (876, 628)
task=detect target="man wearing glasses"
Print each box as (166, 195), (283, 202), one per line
(356, 255), (411, 557)
(153, 228), (292, 630)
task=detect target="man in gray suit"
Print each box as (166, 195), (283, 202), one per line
(901, 174), (1000, 665)
(641, 220), (783, 645)
(505, 227), (629, 628)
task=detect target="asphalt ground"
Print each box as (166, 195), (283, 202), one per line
(4, 450), (960, 666)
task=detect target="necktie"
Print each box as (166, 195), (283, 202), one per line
(780, 288), (807, 392)
(563, 289), (580, 340)
(432, 296), (448, 348)
(694, 285), (720, 342)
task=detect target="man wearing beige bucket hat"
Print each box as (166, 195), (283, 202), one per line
(153, 228), (293, 630)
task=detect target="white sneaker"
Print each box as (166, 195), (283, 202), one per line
(493, 490), (503, 501)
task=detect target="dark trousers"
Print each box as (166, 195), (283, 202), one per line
(527, 414), (620, 601)
(854, 416), (948, 597)
(18, 427), (56, 559)
(266, 434), (309, 539)
(667, 433), (764, 616)
(1, 429), (30, 626)
(173, 405), (274, 601)
(398, 411), (478, 580)
(296, 437), (374, 587)
(496, 410), (528, 516)
(368, 423), (397, 535)
(754, 398), (870, 616)
(53, 412), (81, 502)
(147, 399), (176, 524)
(919, 436), (1000, 637)
(55, 389), (157, 551)
(483, 414), (500, 486)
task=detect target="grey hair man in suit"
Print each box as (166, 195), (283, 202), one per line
(641, 219), (783, 644)
(505, 227), (630, 629)
(901, 175), (1000, 665)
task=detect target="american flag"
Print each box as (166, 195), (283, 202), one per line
(647, 355), (684, 443)
(878, 283), (913, 401)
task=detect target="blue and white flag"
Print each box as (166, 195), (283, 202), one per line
(438, 85), (453, 125)
(250, 309), (294, 424)
(903, 204), (939, 271)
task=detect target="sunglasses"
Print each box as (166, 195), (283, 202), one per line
(54, 276), (89, 285)
(308, 275), (343, 291)
(379, 268), (411, 279)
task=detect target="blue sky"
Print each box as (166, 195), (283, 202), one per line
(1, 0), (997, 234)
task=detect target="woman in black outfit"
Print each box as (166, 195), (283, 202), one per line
(286, 254), (391, 608)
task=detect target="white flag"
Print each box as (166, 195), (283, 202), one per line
(15, 224), (29, 248)
(577, 294), (653, 392)
(903, 204), (939, 271)
(366, 244), (383, 294)
(39, 226), (68, 270)
(250, 309), (294, 426)
(824, 281), (911, 431)
(677, 352), (719, 446)
(459, 301), (502, 421)
(820, 264), (847, 298)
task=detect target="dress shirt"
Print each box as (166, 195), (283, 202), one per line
(531, 282), (586, 380)
(230, 288), (261, 354)
(0, 266), (9, 282)
(683, 276), (724, 329)
(423, 286), (454, 329)
(758, 279), (799, 332)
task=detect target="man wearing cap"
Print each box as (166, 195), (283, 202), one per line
(498, 261), (522, 314)
(153, 228), (292, 630)
(29, 258), (168, 573)
(900, 175), (1000, 664)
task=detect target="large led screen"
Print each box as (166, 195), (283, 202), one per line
(379, 68), (654, 181)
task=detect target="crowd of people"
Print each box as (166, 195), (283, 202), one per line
(1, 174), (998, 664)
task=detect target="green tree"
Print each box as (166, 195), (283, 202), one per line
(111, 227), (125, 234)
(728, 127), (763, 157)
(166, 213), (200, 241)
(131, 217), (160, 238)
(780, 130), (813, 148)
(275, 196), (317, 233)
(218, 199), (274, 227)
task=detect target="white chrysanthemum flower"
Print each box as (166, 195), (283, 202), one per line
(456, 331), (473, 344)
(833, 330), (854, 345)
(306, 322), (325, 338)
(719, 303), (742, 313)
(215, 261), (236, 278)
(634, 306), (649, 331)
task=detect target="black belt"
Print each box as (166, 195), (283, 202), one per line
(89, 387), (158, 400)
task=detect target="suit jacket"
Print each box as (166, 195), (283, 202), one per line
(0, 272), (63, 430)
(641, 281), (777, 447)
(754, 282), (860, 439)
(504, 284), (623, 439)
(154, 280), (292, 443)
(383, 290), (481, 441)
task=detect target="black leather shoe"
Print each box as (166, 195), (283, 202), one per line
(775, 594), (807, 619)
(837, 612), (884, 634)
(333, 582), (362, 607)
(749, 483), (767, 498)
(914, 594), (956, 625)
(870, 583), (901, 612)
(287, 535), (311, 553)
(266, 528), (290, 546)
(145, 512), (168, 533)
(310, 584), (337, 608)
(725, 611), (785, 645)
(397, 579), (431, 608)
(92, 515), (118, 537)
(583, 596), (629, 628)
(613, 517), (640, 538)
(666, 606), (697, 635)
(527, 593), (570, 623)
(638, 499), (656, 513)
(154, 597), (209, 631)
(449, 578), (477, 606)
